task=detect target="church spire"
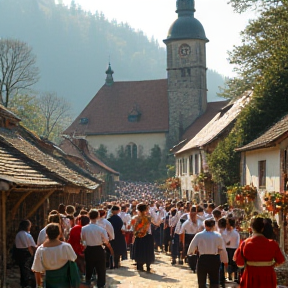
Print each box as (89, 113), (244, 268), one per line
(164, 0), (208, 44)
(176, 0), (195, 17)
(105, 63), (114, 86)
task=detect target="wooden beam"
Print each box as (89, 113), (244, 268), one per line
(2, 191), (7, 288)
(11, 190), (33, 220)
(25, 189), (56, 219)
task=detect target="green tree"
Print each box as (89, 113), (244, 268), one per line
(228, 0), (282, 13)
(9, 92), (72, 143)
(208, 132), (241, 186)
(221, 3), (288, 99)
(210, 2), (288, 186)
(94, 144), (167, 182)
(9, 94), (43, 135)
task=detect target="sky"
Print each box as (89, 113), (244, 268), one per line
(60, 0), (257, 77)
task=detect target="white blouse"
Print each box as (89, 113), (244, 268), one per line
(179, 219), (203, 235)
(32, 242), (76, 272)
(37, 227), (47, 246)
(96, 218), (115, 240)
(15, 231), (36, 248)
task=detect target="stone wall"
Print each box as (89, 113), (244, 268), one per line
(166, 39), (207, 147)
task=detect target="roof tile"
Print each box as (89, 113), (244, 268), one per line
(64, 80), (169, 135)
(0, 127), (99, 190)
(236, 113), (288, 152)
(176, 91), (252, 154)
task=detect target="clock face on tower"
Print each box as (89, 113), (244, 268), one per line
(178, 43), (191, 57)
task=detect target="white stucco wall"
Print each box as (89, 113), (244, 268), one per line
(176, 149), (202, 193)
(245, 147), (280, 192)
(86, 133), (166, 157)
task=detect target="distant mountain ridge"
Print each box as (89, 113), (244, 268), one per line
(0, 0), (225, 115)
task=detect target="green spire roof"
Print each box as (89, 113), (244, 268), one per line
(105, 63), (114, 86)
(164, 0), (208, 44)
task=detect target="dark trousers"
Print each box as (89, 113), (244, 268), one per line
(163, 227), (171, 252)
(17, 249), (35, 288)
(171, 233), (180, 259)
(226, 248), (238, 276)
(109, 253), (120, 268)
(152, 224), (161, 249)
(219, 262), (225, 286)
(84, 246), (106, 287)
(160, 223), (164, 248)
(184, 234), (195, 257)
(197, 255), (221, 288)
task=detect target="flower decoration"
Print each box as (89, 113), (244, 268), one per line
(263, 191), (288, 215)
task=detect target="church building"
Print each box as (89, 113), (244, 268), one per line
(64, 0), (227, 158)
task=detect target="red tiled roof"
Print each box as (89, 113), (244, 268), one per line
(176, 91), (252, 155)
(64, 79), (169, 135)
(171, 100), (229, 153)
(236, 113), (288, 152)
(181, 101), (229, 141)
(60, 136), (119, 175)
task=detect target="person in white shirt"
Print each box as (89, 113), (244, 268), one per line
(212, 209), (222, 232)
(179, 206), (204, 272)
(15, 219), (37, 288)
(179, 206), (203, 262)
(188, 218), (228, 288)
(206, 203), (216, 216)
(97, 209), (115, 240)
(37, 213), (61, 246)
(225, 218), (240, 282)
(197, 205), (212, 225)
(81, 209), (114, 287)
(150, 203), (162, 251)
(118, 205), (132, 250)
(172, 211), (189, 265)
(218, 217), (228, 288)
(96, 209), (115, 269)
(163, 205), (172, 253)
(118, 205), (131, 232)
(170, 208), (181, 265)
(32, 223), (77, 288)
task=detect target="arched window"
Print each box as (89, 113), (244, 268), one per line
(125, 143), (137, 159)
(125, 145), (131, 157)
(132, 144), (137, 159)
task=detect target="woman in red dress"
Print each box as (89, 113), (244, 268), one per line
(67, 215), (89, 275)
(234, 217), (285, 288)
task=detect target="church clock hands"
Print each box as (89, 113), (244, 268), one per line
(178, 43), (191, 57)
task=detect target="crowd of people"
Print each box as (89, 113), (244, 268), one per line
(13, 181), (286, 288)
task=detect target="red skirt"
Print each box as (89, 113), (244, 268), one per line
(240, 266), (277, 288)
(125, 231), (133, 246)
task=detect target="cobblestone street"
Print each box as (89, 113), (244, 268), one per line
(6, 251), (240, 288)
(104, 252), (240, 288)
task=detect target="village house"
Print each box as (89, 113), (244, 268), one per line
(0, 104), (104, 287)
(173, 91), (252, 203)
(235, 113), (288, 254)
(59, 135), (120, 196)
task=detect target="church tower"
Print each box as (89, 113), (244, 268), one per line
(164, 0), (209, 147)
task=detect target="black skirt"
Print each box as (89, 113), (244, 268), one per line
(133, 234), (155, 265)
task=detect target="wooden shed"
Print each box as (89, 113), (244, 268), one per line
(0, 104), (101, 288)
